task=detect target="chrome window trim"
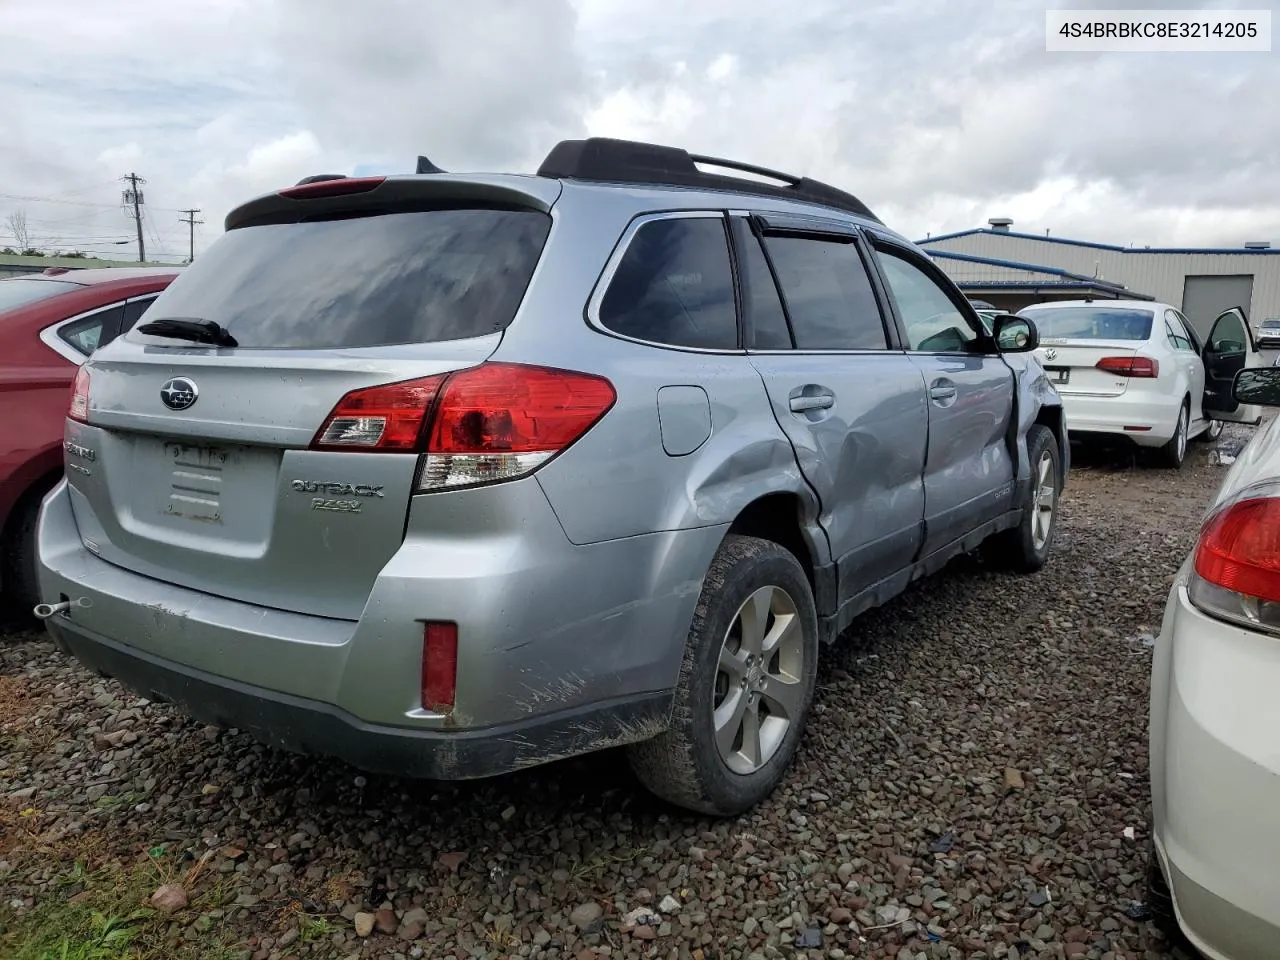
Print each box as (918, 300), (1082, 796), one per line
(37, 294), (158, 364)
(585, 210), (746, 356)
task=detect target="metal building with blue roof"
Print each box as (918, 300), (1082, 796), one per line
(919, 218), (1280, 337)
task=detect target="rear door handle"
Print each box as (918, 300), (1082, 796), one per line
(929, 378), (958, 405)
(789, 394), (835, 412)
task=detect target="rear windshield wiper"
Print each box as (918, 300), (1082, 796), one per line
(135, 317), (238, 348)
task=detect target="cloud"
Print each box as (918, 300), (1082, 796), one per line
(268, 0), (586, 173)
(0, 0), (1275, 259)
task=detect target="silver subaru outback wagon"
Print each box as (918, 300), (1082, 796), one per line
(36, 138), (1066, 815)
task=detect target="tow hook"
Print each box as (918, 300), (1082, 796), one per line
(33, 597), (91, 619)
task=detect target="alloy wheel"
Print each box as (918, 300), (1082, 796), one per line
(1032, 448), (1056, 551)
(713, 585), (807, 775)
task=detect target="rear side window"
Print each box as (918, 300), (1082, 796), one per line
(134, 209), (551, 349)
(730, 220), (791, 349)
(60, 304), (125, 356)
(121, 295), (157, 333)
(762, 235), (887, 350)
(0, 278), (83, 314)
(1019, 306), (1154, 341)
(598, 217), (738, 350)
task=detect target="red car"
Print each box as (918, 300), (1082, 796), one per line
(1, 266), (180, 614)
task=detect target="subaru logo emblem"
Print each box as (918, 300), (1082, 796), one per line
(160, 377), (198, 411)
(1044, 348), (1058, 361)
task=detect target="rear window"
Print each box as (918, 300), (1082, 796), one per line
(134, 209), (551, 349)
(1019, 306), (1154, 341)
(0, 277), (83, 314)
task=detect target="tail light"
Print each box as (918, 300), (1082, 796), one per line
(421, 622), (458, 711)
(1096, 355), (1159, 378)
(1189, 487), (1280, 633)
(69, 366), (91, 423)
(313, 377), (443, 452)
(310, 362), (616, 492)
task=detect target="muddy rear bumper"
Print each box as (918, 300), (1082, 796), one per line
(47, 616), (670, 780)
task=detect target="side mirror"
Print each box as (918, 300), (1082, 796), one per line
(1233, 368), (1280, 407)
(992, 314), (1039, 353)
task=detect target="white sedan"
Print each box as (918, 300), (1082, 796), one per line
(1148, 366), (1280, 958)
(1018, 299), (1264, 467)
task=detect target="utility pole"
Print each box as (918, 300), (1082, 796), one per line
(178, 208), (203, 262)
(120, 172), (146, 262)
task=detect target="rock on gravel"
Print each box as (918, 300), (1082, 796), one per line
(569, 901), (603, 930)
(149, 883), (188, 914)
(2, 432), (1244, 958)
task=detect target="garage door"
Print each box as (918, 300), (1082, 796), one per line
(1181, 274), (1254, 337)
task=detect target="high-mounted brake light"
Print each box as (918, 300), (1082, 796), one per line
(1096, 355), (1159, 378)
(308, 363), (617, 492)
(1190, 489), (1280, 633)
(69, 366), (91, 423)
(278, 176), (386, 200)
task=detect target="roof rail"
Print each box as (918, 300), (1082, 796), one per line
(536, 137), (879, 222)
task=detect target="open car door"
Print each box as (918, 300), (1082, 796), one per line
(1202, 306), (1264, 425)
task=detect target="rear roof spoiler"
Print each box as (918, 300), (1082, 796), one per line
(224, 174), (561, 231)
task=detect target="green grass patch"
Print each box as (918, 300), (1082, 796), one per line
(0, 856), (243, 960)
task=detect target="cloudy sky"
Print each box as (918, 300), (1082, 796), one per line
(0, 0), (1276, 261)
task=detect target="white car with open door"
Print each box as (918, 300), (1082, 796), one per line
(1148, 365), (1280, 959)
(1018, 300), (1264, 467)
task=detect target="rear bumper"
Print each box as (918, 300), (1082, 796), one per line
(1059, 391), (1183, 447)
(38, 478), (725, 776)
(1149, 575), (1280, 959)
(47, 617), (668, 779)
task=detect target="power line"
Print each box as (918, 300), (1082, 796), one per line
(120, 172), (146, 263)
(178, 208), (203, 262)
(0, 192), (185, 213)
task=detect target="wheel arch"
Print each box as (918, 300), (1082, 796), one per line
(725, 491), (834, 618)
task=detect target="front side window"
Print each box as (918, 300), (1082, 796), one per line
(598, 217), (738, 350)
(874, 248), (979, 352)
(762, 235), (887, 350)
(1208, 310), (1249, 354)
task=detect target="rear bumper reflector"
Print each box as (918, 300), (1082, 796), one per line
(422, 622), (458, 711)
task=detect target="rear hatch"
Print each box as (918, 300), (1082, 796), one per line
(66, 177), (556, 620)
(1020, 304), (1156, 397)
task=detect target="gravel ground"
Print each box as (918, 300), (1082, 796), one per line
(0, 428), (1252, 960)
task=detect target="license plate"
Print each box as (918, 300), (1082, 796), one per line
(164, 442), (227, 522)
(1046, 366), (1070, 385)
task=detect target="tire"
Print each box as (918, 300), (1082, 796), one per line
(984, 424), (1059, 574)
(628, 535), (819, 816)
(1192, 418), (1223, 443)
(1157, 402), (1189, 469)
(0, 493), (43, 621)
(1146, 842), (1202, 958)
